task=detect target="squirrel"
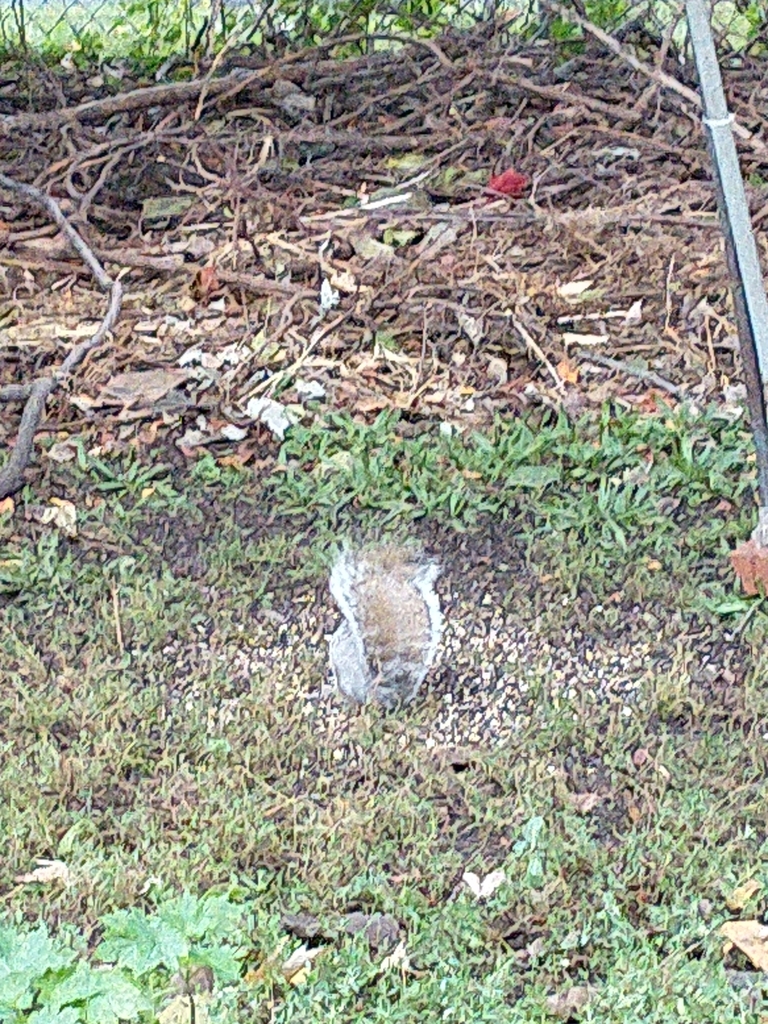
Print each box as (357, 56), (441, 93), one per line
(328, 543), (444, 708)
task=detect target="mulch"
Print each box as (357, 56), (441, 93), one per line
(2, 18), (766, 475)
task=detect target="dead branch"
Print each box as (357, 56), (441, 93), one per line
(575, 349), (681, 395)
(0, 172), (123, 499)
(550, 1), (767, 154)
(0, 32), (452, 133)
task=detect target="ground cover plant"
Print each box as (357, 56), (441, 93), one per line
(3, 403), (768, 1023)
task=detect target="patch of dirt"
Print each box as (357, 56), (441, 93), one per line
(44, 477), (749, 754)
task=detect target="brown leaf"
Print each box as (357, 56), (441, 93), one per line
(720, 920), (768, 971)
(15, 858), (71, 885)
(556, 358), (580, 385)
(354, 395), (391, 413)
(100, 368), (190, 408)
(627, 804), (642, 824)
(545, 984), (593, 1019)
(568, 792), (602, 814)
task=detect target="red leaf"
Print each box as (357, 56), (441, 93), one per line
(488, 169), (528, 197)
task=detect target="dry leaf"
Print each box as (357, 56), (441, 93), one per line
(158, 995), (210, 1024)
(354, 395), (390, 413)
(487, 168), (528, 197)
(32, 498), (77, 537)
(281, 943), (324, 985)
(244, 397), (299, 440)
(15, 858), (71, 885)
(46, 439), (80, 463)
(463, 869), (506, 899)
(487, 356), (508, 385)
(329, 269), (357, 294)
(720, 920), (768, 970)
(568, 792), (601, 814)
(0, 497), (14, 516)
(556, 358), (580, 385)
(101, 368), (190, 407)
(545, 984), (593, 1019)
(457, 310), (484, 345)
(380, 940), (409, 972)
(557, 280), (594, 300)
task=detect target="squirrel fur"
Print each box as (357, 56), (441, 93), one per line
(328, 544), (443, 707)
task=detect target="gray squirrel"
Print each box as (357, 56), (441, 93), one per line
(328, 544), (444, 708)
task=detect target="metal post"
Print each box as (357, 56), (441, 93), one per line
(686, 0), (768, 524)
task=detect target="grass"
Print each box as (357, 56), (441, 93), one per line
(2, 401), (768, 1022)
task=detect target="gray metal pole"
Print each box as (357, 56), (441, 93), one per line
(686, 0), (768, 520)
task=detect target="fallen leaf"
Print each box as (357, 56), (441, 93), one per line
(463, 869), (506, 900)
(220, 423), (249, 442)
(380, 940), (409, 972)
(193, 264), (221, 299)
(487, 356), (508, 385)
(142, 195), (195, 223)
(320, 278), (339, 315)
(158, 995), (211, 1024)
(720, 920), (768, 970)
(350, 233), (395, 260)
(344, 912), (401, 951)
(175, 428), (211, 451)
(100, 368), (190, 407)
(458, 310), (484, 345)
(295, 379), (326, 400)
(563, 332), (607, 348)
(556, 358), (580, 385)
(488, 168), (528, 197)
(558, 280), (594, 300)
(329, 269), (357, 294)
(545, 984), (593, 1019)
(30, 499), (77, 537)
(0, 497), (15, 516)
(354, 395), (390, 413)
(46, 439), (80, 463)
(281, 943), (323, 985)
(568, 792), (601, 814)
(15, 859), (71, 884)
(245, 397), (299, 440)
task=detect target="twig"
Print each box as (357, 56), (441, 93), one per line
(246, 296), (362, 400)
(575, 349), (681, 395)
(1, 32), (451, 133)
(511, 317), (564, 392)
(550, 1), (767, 153)
(111, 584), (125, 653)
(0, 172), (123, 499)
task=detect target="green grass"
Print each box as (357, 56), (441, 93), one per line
(2, 402), (768, 1022)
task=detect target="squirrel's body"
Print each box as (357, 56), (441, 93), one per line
(329, 545), (443, 707)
